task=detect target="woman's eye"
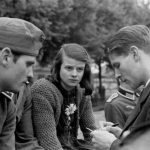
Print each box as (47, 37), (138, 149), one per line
(66, 66), (72, 70)
(77, 68), (84, 72)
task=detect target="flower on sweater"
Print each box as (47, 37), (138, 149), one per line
(65, 103), (77, 120)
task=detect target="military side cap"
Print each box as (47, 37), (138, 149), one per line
(0, 17), (45, 56)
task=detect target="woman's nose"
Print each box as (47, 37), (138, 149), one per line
(72, 69), (77, 77)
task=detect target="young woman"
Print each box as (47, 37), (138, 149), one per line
(31, 43), (97, 150)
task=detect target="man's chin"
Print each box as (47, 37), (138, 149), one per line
(12, 85), (24, 93)
(11, 89), (19, 94)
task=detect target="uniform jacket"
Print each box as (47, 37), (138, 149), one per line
(14, 83), (44, 150)
(0, 92), (16, 150)
(123, 82), (150, 131)
(31, 78), (96, 150)
(111, 82), (150, 150)
(105, 86), (138, 129)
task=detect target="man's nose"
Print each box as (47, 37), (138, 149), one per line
(27, 66), (34, 78)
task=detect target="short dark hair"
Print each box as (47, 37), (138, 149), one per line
(50, 43), (93, 95)
(119, 122), (150, 147)
(106, 25), (150, 56)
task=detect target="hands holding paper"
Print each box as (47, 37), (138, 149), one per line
(98, 121), (123, 138)
(89, 121), (123, 150)
(91, 129), (116, 150)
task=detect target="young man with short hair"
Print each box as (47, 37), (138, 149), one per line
(91, 25), (150, 150)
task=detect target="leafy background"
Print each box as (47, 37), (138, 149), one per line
(1, 0), (150, 66)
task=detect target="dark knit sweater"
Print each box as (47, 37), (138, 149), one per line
(31, 78), (96, 150)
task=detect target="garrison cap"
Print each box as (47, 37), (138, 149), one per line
(0, 17), (45, 56)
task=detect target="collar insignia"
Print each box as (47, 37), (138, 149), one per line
(1, 91), (14, 100)
(107, 93), (118, 102)
(118, 86), (137, 100)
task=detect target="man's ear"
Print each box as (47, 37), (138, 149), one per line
(0, 47), (13, 66)
(129, 46), (140, 62)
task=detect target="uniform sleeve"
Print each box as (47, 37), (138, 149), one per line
(15, 85), (44, 150)
(31, 84), (63, 150)
(79, 95), (97, 141)
(104, 102), (125, 129)
(110, 139), (121, 150)
(0, 100), (16, 150)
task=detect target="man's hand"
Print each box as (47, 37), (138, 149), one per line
(91, 129), (117, 150)
(98, 121), (122, 138)
(98, 121), (114, 130)
(106, 126), (122, 138)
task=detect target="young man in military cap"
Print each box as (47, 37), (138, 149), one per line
(0, 17), (45, 150)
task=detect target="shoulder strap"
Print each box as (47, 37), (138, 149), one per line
(106, 92), (118, 103)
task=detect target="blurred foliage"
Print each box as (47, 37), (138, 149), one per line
(0, 0), (150, 66)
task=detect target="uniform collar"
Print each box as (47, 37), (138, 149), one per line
(1, 91), (14, 100)
(145, 78), (150, 87)
(118, 86), (137, 101)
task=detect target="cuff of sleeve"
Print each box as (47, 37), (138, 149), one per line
(110, 139), (121, 150)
